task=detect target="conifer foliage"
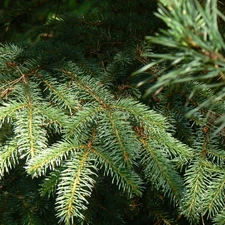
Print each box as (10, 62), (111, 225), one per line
(1, 0), (225, 224)
(135, 0), (225, 224)
(0, 43), (191, 224)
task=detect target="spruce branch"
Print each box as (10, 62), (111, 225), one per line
(55, 151), (98, 225)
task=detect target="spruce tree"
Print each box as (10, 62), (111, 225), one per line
(1, 0), (225, 225)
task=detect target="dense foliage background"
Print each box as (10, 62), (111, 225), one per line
(1, 0), (225, 225)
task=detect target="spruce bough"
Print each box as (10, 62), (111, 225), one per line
(0, 45), (191, 223)
(1, 0), (225, 224)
